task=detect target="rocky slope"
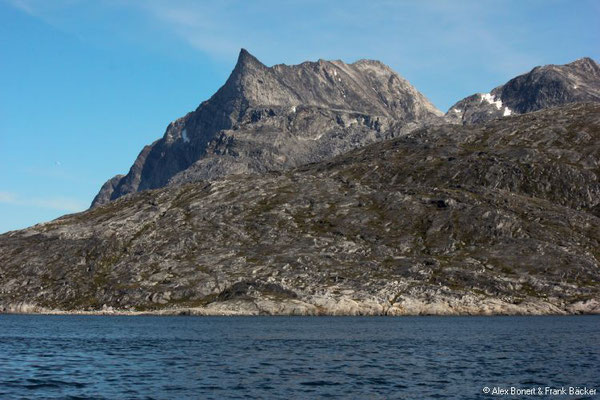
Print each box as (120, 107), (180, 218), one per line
(446, 57), (600, 125)
(92, 49), (442, 207)
(2, 103), (599, 315)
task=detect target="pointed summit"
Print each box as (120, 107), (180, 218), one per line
(234, 48), (266, 71)
(221, 48), (268, 100)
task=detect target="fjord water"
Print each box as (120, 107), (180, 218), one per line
(0, 316), (598, 399)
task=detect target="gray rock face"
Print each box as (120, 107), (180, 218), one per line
(92, 49), (442, 207)
(446, 57), (600, 125)
(2, 103), (599, 315)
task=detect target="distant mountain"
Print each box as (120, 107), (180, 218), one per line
(446, 57), (600, 125)
(92, 49), (442, 207)
(2, 103), (599, 315)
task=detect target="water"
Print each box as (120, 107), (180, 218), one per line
(0, 315), (598, 399)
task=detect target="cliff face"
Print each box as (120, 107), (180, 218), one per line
(446, 57), (600, 125)
(2, 103), (599, 315)
(92, 49), (442, 207)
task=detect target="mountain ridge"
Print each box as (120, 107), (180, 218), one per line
(446, 57), (600, 124)
(94, 53), (600, 208)
(92, 49), (442, 207)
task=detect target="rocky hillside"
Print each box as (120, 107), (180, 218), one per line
(446, 57), (600, 125)
(2, 103), (599, 315)
(92, 49), (442, 207)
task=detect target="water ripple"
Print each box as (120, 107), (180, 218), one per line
(0, 315), (598, 399)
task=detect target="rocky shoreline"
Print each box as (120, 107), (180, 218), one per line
(2, 296), (599, 316)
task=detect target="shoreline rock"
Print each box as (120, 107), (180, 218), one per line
(2, 296), (598, 317)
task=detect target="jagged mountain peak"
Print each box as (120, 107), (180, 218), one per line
(217, 49), (441, 118)
(236, 48), (263, 67)
(228, 48), (268, 81)
(91, 49), (442, 207)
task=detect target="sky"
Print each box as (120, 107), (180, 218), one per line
(0, 0), (599, 233)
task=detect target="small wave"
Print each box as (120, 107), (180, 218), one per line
(24, 378), (87, 390)
(300, 380), (341, 386)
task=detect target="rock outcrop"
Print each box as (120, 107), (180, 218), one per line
(92, 49), (442, 207)
(446, 57), (600, 125)
(2, 103), (599, 315)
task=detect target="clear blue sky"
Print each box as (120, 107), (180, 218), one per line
(1, 0), (599, 233)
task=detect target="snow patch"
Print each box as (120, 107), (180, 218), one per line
(182, 129), (190, 143)
(503, 107), (512, 117)
(452, 108), (462, 114)
(338, 78), (341, 82)
(480, 93), (503, 110)
(291, 106), (296, 113)
(573, 85), (578, 89)
(333, 69), (337, 76)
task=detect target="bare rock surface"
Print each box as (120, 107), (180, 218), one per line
(92, 49), (442, 207)
(2, 103), (599, 315)
(446, 57), (600, 125)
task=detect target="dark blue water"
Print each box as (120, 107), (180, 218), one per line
(0, 315), (598, 399)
